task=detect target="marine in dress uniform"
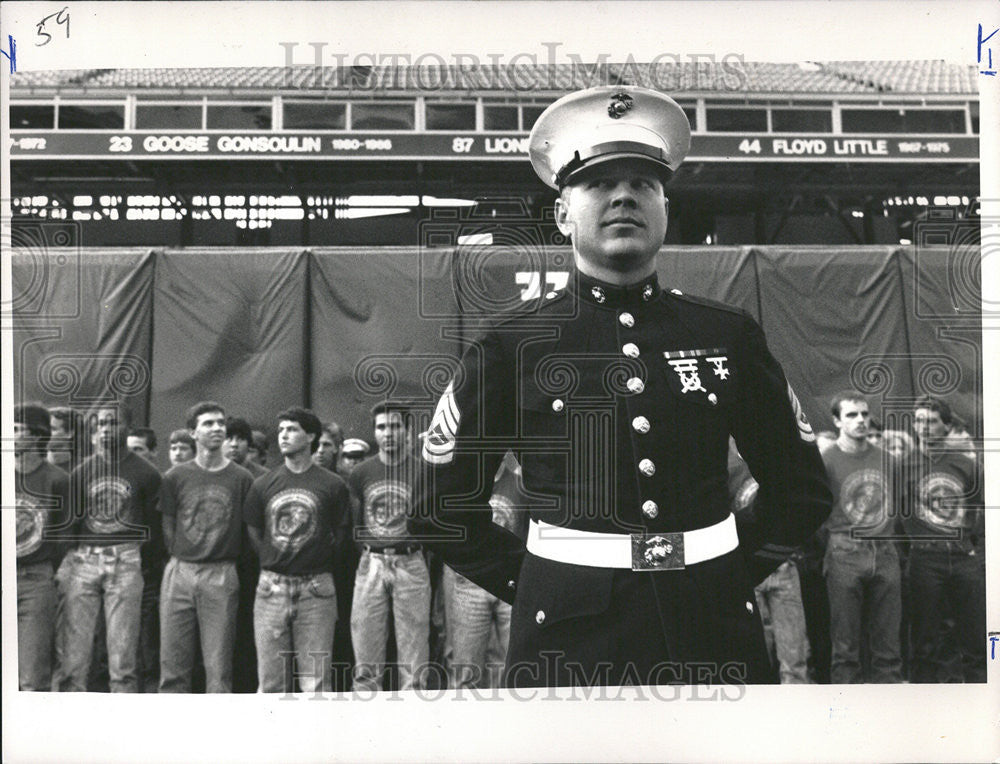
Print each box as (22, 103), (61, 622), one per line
(409, 86), (832, 687)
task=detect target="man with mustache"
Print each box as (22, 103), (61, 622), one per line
(411, 86), (832, 687)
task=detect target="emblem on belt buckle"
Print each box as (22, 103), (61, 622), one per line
(631, 533), (685, 571)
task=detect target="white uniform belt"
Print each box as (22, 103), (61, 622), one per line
(527, 514), (739, 570)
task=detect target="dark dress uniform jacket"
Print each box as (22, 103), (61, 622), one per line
(410, 271), (831, 686)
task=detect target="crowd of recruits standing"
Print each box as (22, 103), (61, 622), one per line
(14, 388), (985, 692)
(728, 392), (985, 685)
(15, 399), (520, 693)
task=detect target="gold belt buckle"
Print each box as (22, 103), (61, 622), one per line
(631, 532), (685, 571)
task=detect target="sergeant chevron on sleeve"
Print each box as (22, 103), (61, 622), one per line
(409, 85), (833, 688)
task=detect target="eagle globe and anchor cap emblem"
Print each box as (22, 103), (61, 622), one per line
(528, 85), (692, 190)
(607, 91), (634, 118)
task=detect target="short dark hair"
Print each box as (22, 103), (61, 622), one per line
(914, 395), (952, 426)
(169, 429), (196, 448)
(48, 406), (91, 468)
(277, 407), (323, 453)
(370, 402), (410, 429)
(251, 430), (268, 456)
(14, 402), (51, 451)
(89, 403), (135, 431)
(225, 416), (254, 443)
(321, 421), (344, 448)
(50, 406), (81, 433)
(830, 390), (868, 419)
(127, 427), (157, 451)
(186, 401), (225, 431)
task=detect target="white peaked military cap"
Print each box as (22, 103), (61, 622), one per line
(341, 438), (371, 457)
(529, 86), (691, 190)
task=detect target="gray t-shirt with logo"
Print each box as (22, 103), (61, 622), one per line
(160, 460), (253, 562)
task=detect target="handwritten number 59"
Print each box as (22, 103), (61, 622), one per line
(36, 7), (70, 47)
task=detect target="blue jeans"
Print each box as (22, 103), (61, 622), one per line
(444, 565), (511, 689)
(53, 543), (144, 692)
(350, 550), (431, 691)
(159, 558), (240, 693)
(907, 541), (986, 683)
(138, 560), (163, 692)
(17, 561), (57, 690)
(824, 534), (902, 683)
(254, 570), (337, 693)
(754, 560), (812, 684)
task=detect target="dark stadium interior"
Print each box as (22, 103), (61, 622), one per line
(9, 158), (980, 247)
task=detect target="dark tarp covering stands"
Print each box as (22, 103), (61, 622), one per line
(752, 246), (913, 436)
(308, 247), (461, 441)
(12, 248), (155, 427)
(894, 246), (983, 434)
(9, 246), (983, 474)
(149, 249), (309, 462)
(656, 246), (761, 322)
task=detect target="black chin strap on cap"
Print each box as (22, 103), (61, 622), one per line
(554, 140), (673, 188)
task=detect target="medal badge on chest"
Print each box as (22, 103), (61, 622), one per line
(663, 347), (731, 404)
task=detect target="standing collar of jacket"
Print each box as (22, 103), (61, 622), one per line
(570, 270), (662, 310)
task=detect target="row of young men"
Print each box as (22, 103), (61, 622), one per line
(124, 419), (373, 479)
(732, 392), (985, 684)
(15, 400), (518, 693)
(16, 390), (984, 691)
